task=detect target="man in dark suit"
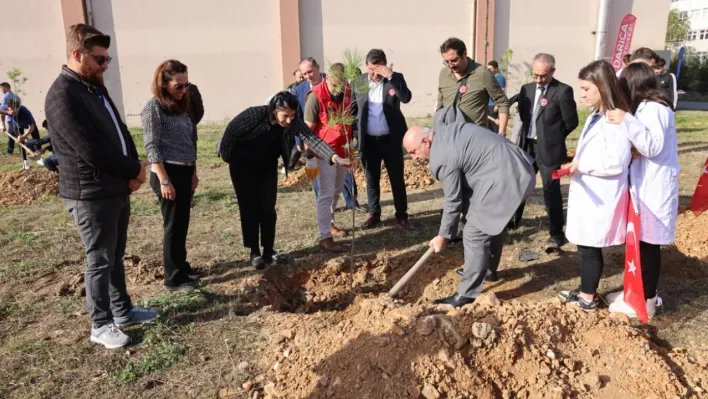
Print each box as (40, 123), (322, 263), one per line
(354, 49), (414, 231)
(45, 24), (157, 349)
(512, 53), (579, 252)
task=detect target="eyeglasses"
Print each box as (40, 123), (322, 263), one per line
(533, 72), (553, 80)
(443, 57), (462, 66)
(172, 82), (191, 91)
(87, 53), (112, 66)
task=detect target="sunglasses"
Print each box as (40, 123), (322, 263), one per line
(87, 53), (112, 66)
(172, 82), (191, 91)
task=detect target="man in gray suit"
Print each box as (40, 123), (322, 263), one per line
(403, 105), (535, 306)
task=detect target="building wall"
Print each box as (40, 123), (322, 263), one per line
(494, 0), (669, 105)
(0, 0), (673, 125)
(300, 0), (474, 118)
(89, 0), (283, 126)
(0, 1), (68, 123)
(672, 0), (708, 53)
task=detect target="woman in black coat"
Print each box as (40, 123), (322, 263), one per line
(219, 91), (350, 269)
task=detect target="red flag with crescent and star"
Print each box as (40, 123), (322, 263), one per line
(690, 157), (708, 216)
(624, 191), (648, 323)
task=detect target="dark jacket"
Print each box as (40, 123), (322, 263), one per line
(187, 83), (204, 147)
(517, 79), (579, 166)
(353, 72), (411, 152)
(45, 66), (141, 200)
(219, 105), (336, 169)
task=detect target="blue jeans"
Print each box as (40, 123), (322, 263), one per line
(313, 170), (358, 208)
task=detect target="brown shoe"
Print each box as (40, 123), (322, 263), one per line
(396, 219), (416, 231)
(330, 224), (348, 238)
(361, 215), (381, 229)
(319, 237), (343, 253)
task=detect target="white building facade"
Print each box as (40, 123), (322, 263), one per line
(671, 0), (708, 56)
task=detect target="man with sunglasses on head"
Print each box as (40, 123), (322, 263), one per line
(45, 24), (157, 350)
(510, 53), (578, 254)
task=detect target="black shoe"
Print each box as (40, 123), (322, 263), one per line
(164, 280), (198, 292)
(187, 270), (203, 281)
(558, 290), (598, 312)
(433, 293), (476, 307)
(449, 235), (463, 244)
(544, 237), (567, 254)
(506, 220), (521, 230)
(455, 268), (499, 282)
(264, 252), (288, 265)
(251, 254), (265, 270)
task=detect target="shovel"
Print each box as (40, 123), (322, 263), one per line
(387, 246), (436, 297)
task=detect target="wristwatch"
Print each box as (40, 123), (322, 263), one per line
(160, 179), (170, 186)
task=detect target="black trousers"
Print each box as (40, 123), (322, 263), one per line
(487, 104), (499, 132)
(360, 135), (408, 221)
(229, 162), (278, 256)
(640, 241), (661, 299)
(7, 127), (40, 160)
(150, 164), (195, 287)
(512, 139), (565, 241)
(578, 245), (604, 294)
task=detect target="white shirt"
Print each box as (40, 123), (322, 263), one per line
(101, 92), (127, 156)
(527, 83), (549, 139)
(366, 77), (389, 136)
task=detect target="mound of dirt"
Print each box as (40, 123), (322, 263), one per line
(279, 159), (437, 193)
(0, 170), (58, 205)
(244, 295), (707, 398)
(674, 211), (708, 261)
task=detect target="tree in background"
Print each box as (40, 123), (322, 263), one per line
(6, 68), (28, 96)
(666, 9), (691, 51)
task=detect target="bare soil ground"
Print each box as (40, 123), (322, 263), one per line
(1, 113), (707, 398)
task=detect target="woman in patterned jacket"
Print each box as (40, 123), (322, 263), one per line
(219, 91), (351, 269)
(141, 60), (201, 292)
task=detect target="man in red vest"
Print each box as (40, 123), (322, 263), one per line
(304, 63), (354, 252)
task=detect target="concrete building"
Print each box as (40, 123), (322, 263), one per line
(1, 0), (669, 126)
(671, 0), (708, 56)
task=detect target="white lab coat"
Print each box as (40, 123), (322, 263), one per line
(566, 111), (637, 248)
(626, 101), (680, 245)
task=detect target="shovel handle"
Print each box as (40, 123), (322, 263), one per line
(387, 246), (436, 297)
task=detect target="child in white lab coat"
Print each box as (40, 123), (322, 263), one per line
(559, 60), (645, 312)
(604, 62), (679, 319)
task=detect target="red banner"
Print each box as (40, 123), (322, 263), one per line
(612, 14), (637, 72)
(624, 193), (648, 323)
(690, 157), (708, 216)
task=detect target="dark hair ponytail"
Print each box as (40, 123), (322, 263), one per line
(268, 91), (299, 116)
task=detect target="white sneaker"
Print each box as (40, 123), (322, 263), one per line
(90, 323), (130, 349)
(36, 159), (45, 166)
(609, 294), (662, 319)
(22, 160), (30, 170)
(605, 290), (624, 305)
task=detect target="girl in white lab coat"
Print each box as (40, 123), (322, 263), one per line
(604, 62), (679, 319)
(559, 60), (643, 312)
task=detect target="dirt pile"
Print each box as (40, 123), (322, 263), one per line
(0, 170), (58, 205)
(674, 211), (708, 261)
(237, 294), (706, 398)
(279, 159), (437, 193)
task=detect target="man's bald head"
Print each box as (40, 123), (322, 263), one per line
(403, 126), (433, 161)
(299, 57), (322, 85)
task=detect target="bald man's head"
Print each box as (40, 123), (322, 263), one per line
(403, 126), (433, 161)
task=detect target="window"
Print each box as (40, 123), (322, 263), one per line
(704, 8), (708, 18)
(691, 30), (698, 41)
(702, 30), (707, 40)
(680, 11), (689, 21)
(690, 9), (700, 19)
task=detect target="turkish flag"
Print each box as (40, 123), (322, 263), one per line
(690, 157), (708, 216)
(624, 193), (648, 323)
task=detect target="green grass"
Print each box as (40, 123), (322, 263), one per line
(0, 260), (41, 278)
(130, 196), (160, 216)
(139, 289), (210, 315)
(109, 322), (185, 385)
(58, 298), (80, 314)
(0, 300), (19, 318)
(4, 231), (36, 246)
